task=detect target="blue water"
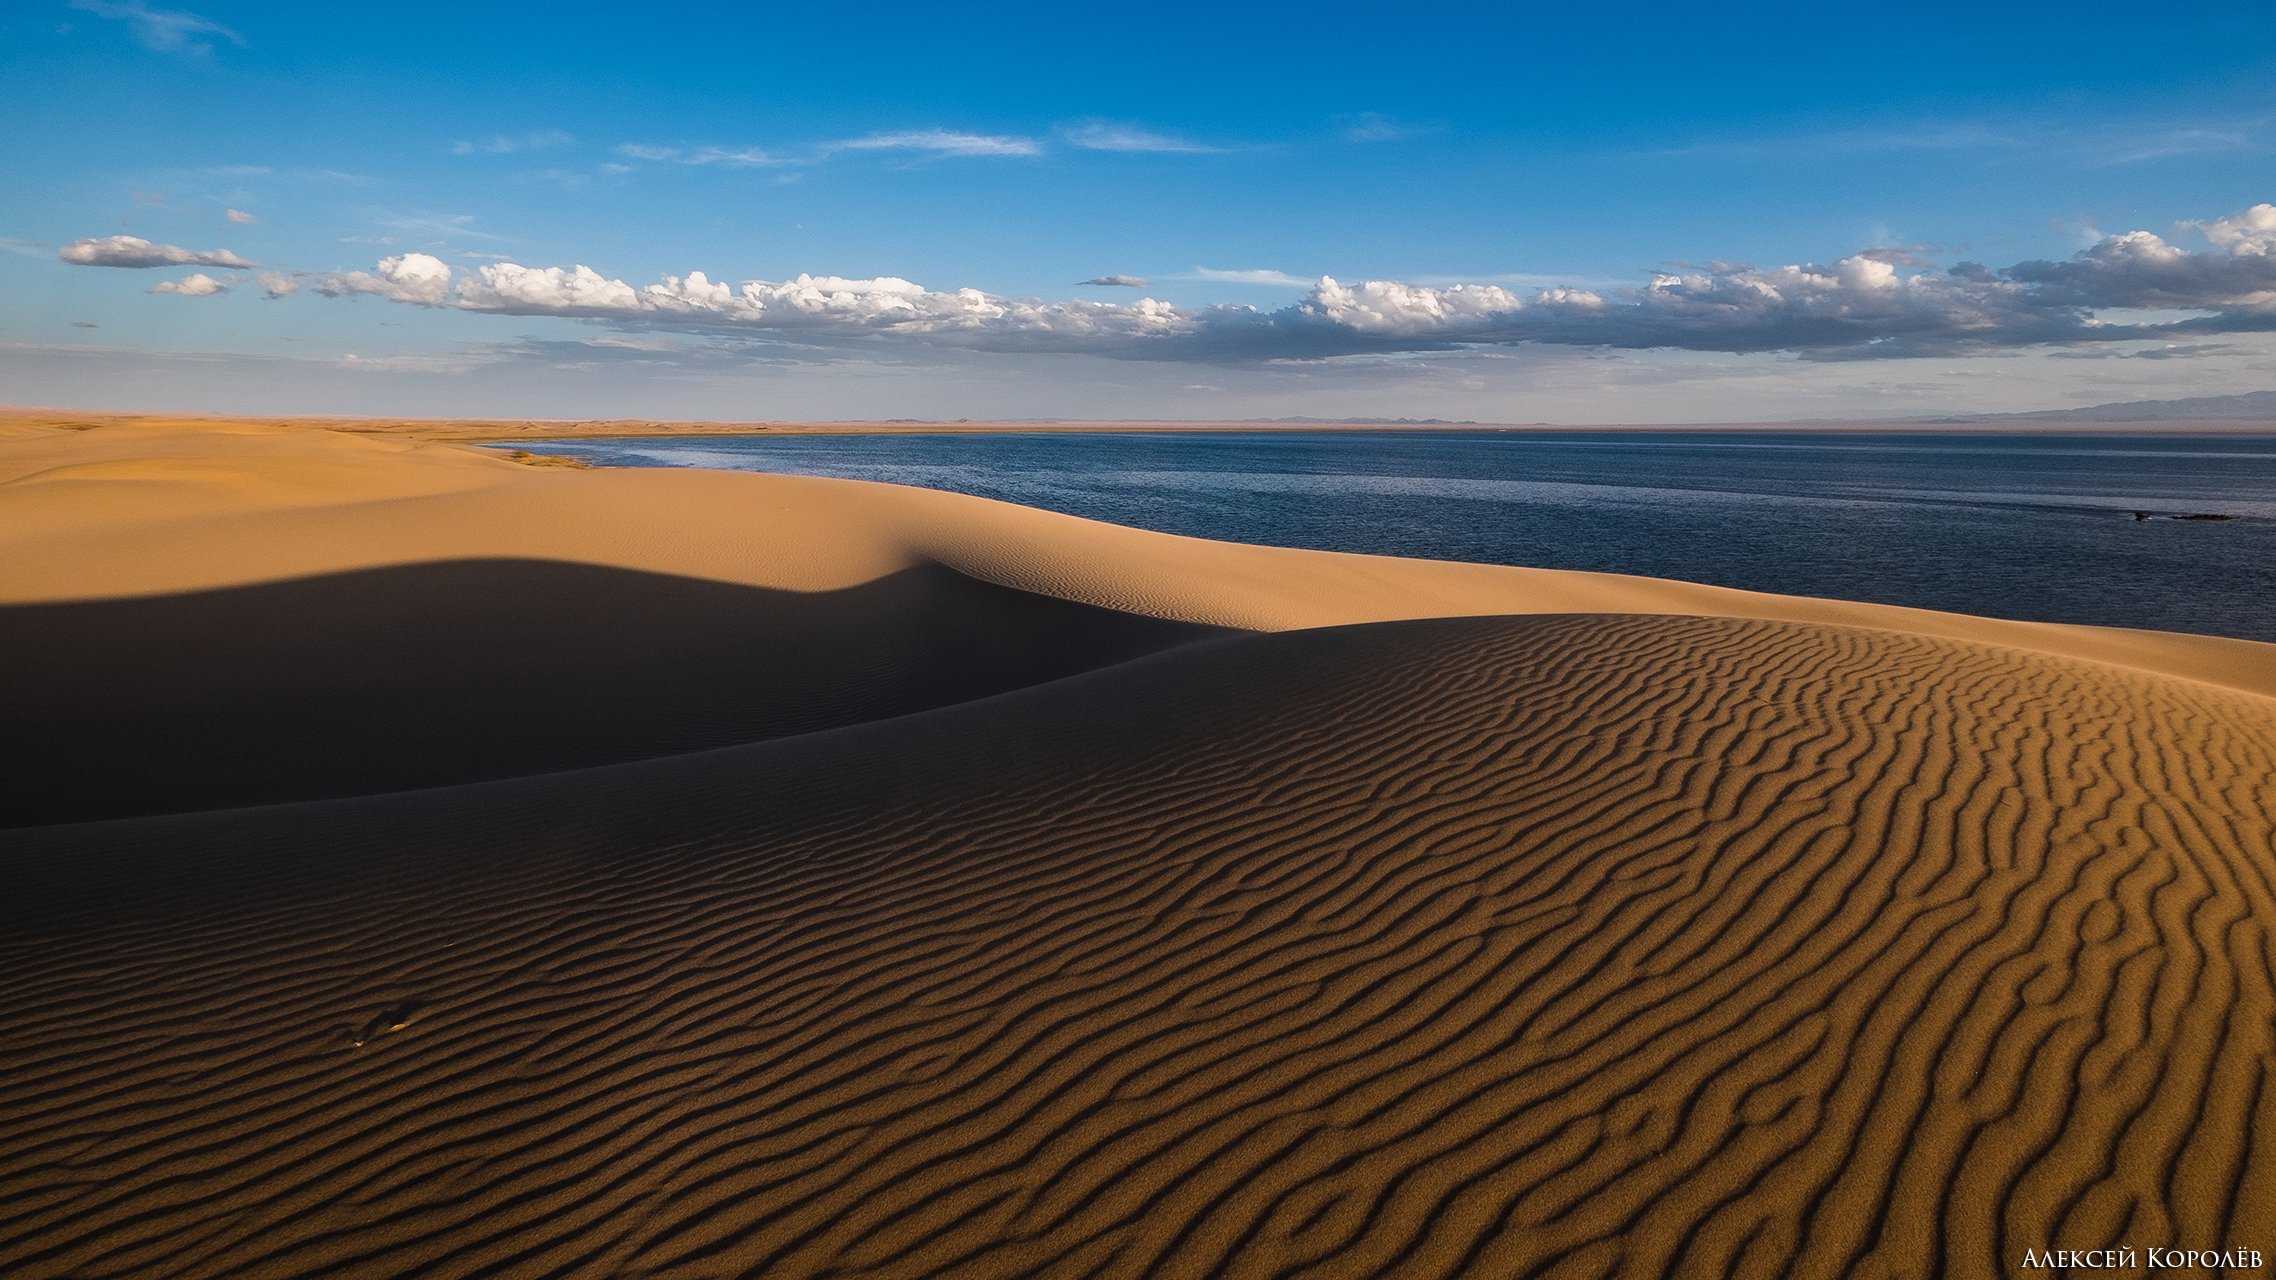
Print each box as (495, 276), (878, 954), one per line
(532, 431), (2276, 643)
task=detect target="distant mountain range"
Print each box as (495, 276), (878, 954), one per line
(1931, 390), (2276, 423)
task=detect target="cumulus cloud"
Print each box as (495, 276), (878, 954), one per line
(256, 271), (300, 299)
(2198, 203), (2276, 256)
(1059, 122), (1220, 153)
(68, 0), (241, 54)
(315, 253), (453, 306)
(225, 207), (257, 224)
(60, 235), (254, 269)
(289, 202), (2276, 363)
(833, 130), (1041, 158)
(149, 272), (228, 296)
(1998, 216), (2276, 312)
(1079, 275), (1150, 288)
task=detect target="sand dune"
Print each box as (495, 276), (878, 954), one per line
(3, 420), (2274, 1277)
(2, 560), (1218, 825)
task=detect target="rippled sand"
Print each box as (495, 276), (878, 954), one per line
(3, 418), (2271, 1278)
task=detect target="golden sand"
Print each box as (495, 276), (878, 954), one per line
(2, 418), (2271, 1277)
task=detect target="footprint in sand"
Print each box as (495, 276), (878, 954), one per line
(349, 1000), (422, 1049)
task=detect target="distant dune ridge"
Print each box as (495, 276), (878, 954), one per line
(2, 419), (2273, 1278)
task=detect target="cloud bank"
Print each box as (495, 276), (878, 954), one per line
(61, 235), (255, 269)
(275, 202), (2276, 363)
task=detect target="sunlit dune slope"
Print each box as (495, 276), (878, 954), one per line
(3, 420), (2272, 699)
(4, 615), (2272, 1278)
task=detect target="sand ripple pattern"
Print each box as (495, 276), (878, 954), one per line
(3, 616), (2273, 1278)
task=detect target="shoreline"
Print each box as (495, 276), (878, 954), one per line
(8, 405), (2276, 444)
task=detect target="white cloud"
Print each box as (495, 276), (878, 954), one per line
(2093, 127), (2253, 166)
(458, 262), (643, 313)
(2198, 204), (2276, 256)
(616, 130), (1044, 171)
(687, 146), (783, 166)
(832, 130), (1041, 158)
(1657, 115), (2275, 169)
(224, 207), (257, 224)
(149, 272), (228, 296)
(451, 130), (574, 156)
(256, 271), (300, 298)
(315, 253), (453, 306)
(1059, 122), (1220, 153)
(60, 235), (254, 268)
(1191, 268), (1313, 287)
(68, 0), (241, 54)
(288, 202), (2276, 364)
(614, 143), (786, 167)
(1302, 278), (1530, 332)
(1341, 112), (1427, 143)
(1080, 275), (1150, 288)
(439, 260), (1190, 351)
(378, 213), (504, 242)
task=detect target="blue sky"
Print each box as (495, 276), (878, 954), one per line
(5, 0), (2275, 422)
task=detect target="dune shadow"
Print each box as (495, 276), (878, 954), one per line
(0, 558), (1231, 827)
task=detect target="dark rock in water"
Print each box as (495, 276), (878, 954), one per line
(2176, 513), (2238, 521)
(2131, 511), (2153, 521)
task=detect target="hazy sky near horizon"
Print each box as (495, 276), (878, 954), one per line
(6, 1), (2276, 422)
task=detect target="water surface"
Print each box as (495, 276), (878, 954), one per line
(531, 431), (2276, 643)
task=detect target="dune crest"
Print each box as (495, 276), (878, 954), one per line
(3, 421), (2272, 699)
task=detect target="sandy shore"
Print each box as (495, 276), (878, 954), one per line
(3, 418), (2272, 1277)
(9, 404), (2276, 443)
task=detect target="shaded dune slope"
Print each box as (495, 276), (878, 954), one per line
(5, 615), (2273, 1279)
(0, 559), (1222, 826)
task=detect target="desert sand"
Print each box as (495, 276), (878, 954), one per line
(2, 418), (2272, 1278)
